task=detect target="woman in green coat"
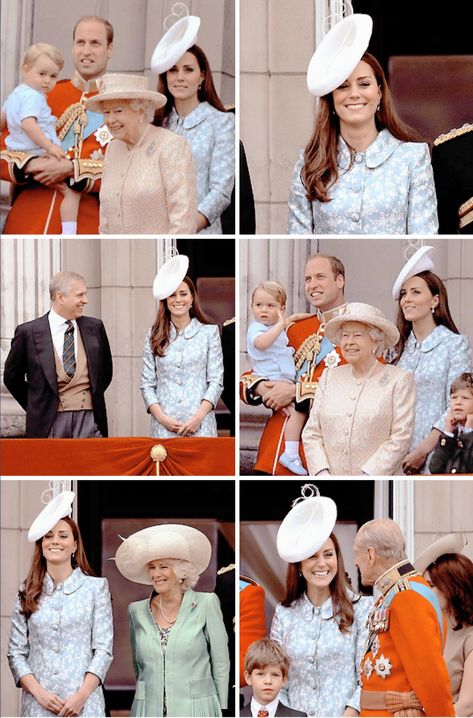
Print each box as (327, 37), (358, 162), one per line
(115, 523), (230, 717)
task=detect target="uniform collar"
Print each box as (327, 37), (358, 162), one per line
(71, 71), (101, 94)
(317, 302), (348, 324)
(375, 559), (418, 596)
(169, 317), (201, 340)
(170, 101), (213, 129)
(406, 324), (448, 353)
(337, 129), (402, 170)
(43, 567), (84, 595)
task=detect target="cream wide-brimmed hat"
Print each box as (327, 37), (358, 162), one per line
(150, 15), (201, 75)
(28, 491), (75, 542)
(277, 484), (337, 563)
(306, 13), (373, 97)
(414, 534), (466, 575)
(324, 302), (400, 349)
(114, 523), (211, 585)
(392, 245), (436, 301)
(152, 253), (189, 301)
(85, 74), (167, 113)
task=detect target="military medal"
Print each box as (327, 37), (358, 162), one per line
(371, 635), (380, 659)
(363, 657), (374, 679)
(375, 654), (392, 679)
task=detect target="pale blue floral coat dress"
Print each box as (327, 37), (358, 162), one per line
(140, 319), (224, 438)
(287, 129), (438, 234)
(164, 102), (235, 234)
(8, 568), (113, 717)
(397, 326), (472, 467)
(270, 592), (373, 717)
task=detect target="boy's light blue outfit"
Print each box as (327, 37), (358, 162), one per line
(2, 83), (60, 153)
(247, 321), (296, 383)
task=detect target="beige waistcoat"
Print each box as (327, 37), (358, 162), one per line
(54, 328), (93, 411)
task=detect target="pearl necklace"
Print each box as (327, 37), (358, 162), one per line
(158, 596), (179, 626)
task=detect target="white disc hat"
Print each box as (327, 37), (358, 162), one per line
(152, 252), (189, 301)
(151, 15), (201, 75)
(392, 245), (435, 301)
(306, 14), (373, 97)
(28, 491), (75, 542)
(277, 484), (337, 563)
(114, 523), (212, 585)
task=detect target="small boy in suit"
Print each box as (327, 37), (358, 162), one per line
(241, 638), (306, 717)
(430, 372), (473, 474)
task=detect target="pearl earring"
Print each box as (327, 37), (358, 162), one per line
(376, 104), (380, 111)
(431, 307), (435, 314)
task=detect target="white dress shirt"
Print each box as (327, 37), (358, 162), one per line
(48, 308), (78, 365)
(251, 695), (280, 717)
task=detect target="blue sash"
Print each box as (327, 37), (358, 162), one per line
(385, 582), (444, 641)
(60, 109), (104, 152)
(296, 335), (335, 380)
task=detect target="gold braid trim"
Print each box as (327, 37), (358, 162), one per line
(293, 328), (323, 372)
(56, 103), (87, 142)
(459, 196), (473, 229)
(434, 122), (473, 146)
(0, 149), (32, 177)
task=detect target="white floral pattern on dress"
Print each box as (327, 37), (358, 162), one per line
(287, 129), (438, 234)
(8, 568), (113, 717)
(397, 326), (472, 470)
(140, 318), (224, 438)
(164, 102), (235, 234)
(270, 592), (373, 717)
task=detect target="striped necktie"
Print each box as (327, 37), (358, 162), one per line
(63, 320), (76, 377)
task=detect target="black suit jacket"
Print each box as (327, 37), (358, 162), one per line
(240, 701), (307, 717)
(3, 313), (113, 438)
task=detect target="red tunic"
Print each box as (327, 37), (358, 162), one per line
(239, 580), (266, 686)
(1, 78), (107, 234)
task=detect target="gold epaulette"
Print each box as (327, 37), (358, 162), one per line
(217, 564), (235, 575)
(223, 317), (235, 327)
(434, 123), (473, 146)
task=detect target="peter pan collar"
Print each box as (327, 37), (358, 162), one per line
(169, 317), (201, 340)
(43, 567), (84, 595)
(406, 324), (449, 353)
(337, 129), (402, 170)
(169, 101), (214, 129)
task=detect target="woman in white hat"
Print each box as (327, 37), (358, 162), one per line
(392, 246), (472, 474)
(114, 523), (230, 717)
(415, 535), (473, 715)
(140, 253), (224, 438)
(302, 302), (415, 475)
(7, 492), (113, 717)
(85, 73), (197, 234)
(270, 485), (373, 716)
(288, 15), (438, 235)
(152, 16), (235, 234)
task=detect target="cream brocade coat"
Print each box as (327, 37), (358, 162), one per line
(99, 125), (197, 234)
(302, 364), (415, 476)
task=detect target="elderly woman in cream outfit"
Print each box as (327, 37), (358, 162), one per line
(115, 523), (230, 717)
(86, 74), (197, 234)
(302, 303), (415, 475)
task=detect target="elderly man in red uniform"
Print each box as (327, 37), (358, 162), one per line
(354, 518), (454, 717)
(1, 15), (113, 234)
(240, 254), (347, 475)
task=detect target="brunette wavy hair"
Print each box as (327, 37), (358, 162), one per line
(19, 517), (94, 618)
(150, 276), (214, 357)
(428, 553), (473, 630)
(281, 532), (359, 633)
(154, 44), (227, 125)
(302, 52), (421, 203)
(393, 270), (460, 361)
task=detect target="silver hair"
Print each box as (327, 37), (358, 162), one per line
(49, 271), (85, 301)
(335, 323), (386, 356)
(356, 519), (406, 563)
(128, 98), (155, 123)
(167, 558), (200, 591)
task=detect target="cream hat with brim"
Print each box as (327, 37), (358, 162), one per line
(153, 254), (189, 301)
(28, 491), (75, 542)
(307, 14), (373, 97)
(114, 523), (211, 585)
(277, 484), (337, 563)
(392, 245), (435, 301)
(85, 74), (167, 113)
(414, 534), (466, 575)
(151, 16), (201, 75)
(324, 302), (399, 348)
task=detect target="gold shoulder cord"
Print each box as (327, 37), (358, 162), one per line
(56, 103), (88, 159)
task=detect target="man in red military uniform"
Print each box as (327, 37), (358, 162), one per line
(240, 254), (347, 475)
(1, 15), (113, 234)
(354, 518), (454, 717)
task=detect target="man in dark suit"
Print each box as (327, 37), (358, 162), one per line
(4, 270), (113, 438)
(431, 123), (473, 234)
